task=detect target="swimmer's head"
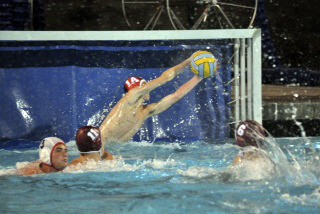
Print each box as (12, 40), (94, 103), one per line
(236, 120), (268, 148)
(124, 76), (146, 92)
(39, 137), (68, 170)
(76, 126), (102, 154)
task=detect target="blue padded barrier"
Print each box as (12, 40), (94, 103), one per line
(0, 40), (233, 147)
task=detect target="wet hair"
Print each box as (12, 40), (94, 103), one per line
(235, 120), (268, 148)
(76, 126), (102, 153)
(124, 76), (146, 92)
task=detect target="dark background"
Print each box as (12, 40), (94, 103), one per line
(264, 0), (320, 70)
(36, 0), (320, 71)
(3, 0), (319, 73)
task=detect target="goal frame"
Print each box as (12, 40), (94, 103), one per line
(0, 29), (262, 130)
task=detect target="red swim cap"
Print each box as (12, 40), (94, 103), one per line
(76, 126), (102, 153)
(124, 77), (146, 92)
(236, 120), (268, 148)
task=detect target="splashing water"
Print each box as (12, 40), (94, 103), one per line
(261, 133), (318, 185)
(0, 138), (319, 213)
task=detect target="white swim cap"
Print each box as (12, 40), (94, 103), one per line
(39, 137), (65, 166)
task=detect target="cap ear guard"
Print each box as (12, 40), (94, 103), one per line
(87, 128), (99, 143)
(236, 124), (247, 137)
(39, 140), (51, 165)
(139, 79), (146, 86)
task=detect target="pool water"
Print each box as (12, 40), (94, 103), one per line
(0, 138), (319, 213)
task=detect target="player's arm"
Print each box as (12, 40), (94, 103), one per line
(136, 57), (192, 96)
(146, 76), (202, 117)
(125, 57), (192, 105)
(17, 162), (41, 176)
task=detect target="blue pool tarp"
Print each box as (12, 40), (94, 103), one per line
(0, 40), (233, 146)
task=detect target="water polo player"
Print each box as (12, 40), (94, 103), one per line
(233, 120), (274, 166)
(99, 51), (217, 147)
(236, 120), (268, 148)
(18, 137), (68, 176)
(70, 126), (113, 166)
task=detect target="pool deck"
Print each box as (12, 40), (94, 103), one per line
(262, 85), (320, 120)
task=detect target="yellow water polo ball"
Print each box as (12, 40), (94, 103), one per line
(190, 51), (218, 78)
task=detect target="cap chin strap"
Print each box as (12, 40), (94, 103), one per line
(79, 148), (105, 160)
(100, 148), (104, 158)
(79, 148), (102, 155)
